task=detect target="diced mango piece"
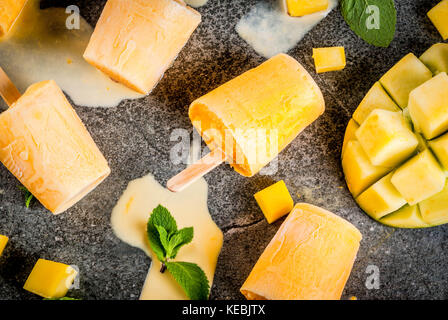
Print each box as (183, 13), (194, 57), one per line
(342, 119), (359, 157)
(254, 180), (294, 224)
(0, 235), (8, 256)
(24, 259), (78, 299)
(420, 43), (448, 74)
(419, 181), (448, 226)
(342, 140), (392, 197)
(355, 109), (418, 167)
(380, 53), (433, 108)
(428, 0), (448, 40)
(83, 0), (201, 94)
(408, 72), (448, 140)
(353, 82), (400, 124)
(391, 150), (446, 205)
(285, 0), (329, 17)
(429, 132), (448, 171)
(240, 203), (361, 300)
(312, 47), (346, 73)
(380, 205), (428, 229)
(0, 0), (27, 36)
(356, 172), (406, 220)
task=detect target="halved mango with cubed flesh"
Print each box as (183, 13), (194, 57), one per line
(420, 43), (448, 74)
(356, 172), (406, 220)
(312, 47), (346, 73)
(355, 109), (418, 167)
(428, 0), (448, 40)
(343, 45), (448, 228)
(419, 182), (448, 226)
(380, 53), (432, 108)
(285, 0), (329, 17)
(353, 82), (400, 124)
(408, 72), (448, 140)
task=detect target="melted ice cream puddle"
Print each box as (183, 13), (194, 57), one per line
(236, 0), (338, 58)
(111, 174), (223, 300)
(0, 0), (142, 108)
(184, 0), (208, 8)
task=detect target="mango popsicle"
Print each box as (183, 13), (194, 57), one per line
(0, 0), (27, 37)
(240, 203), (362, 300)
(83, 0), (201, 94)
(168, 54), (325, 191)
(0, 76), (110, 214)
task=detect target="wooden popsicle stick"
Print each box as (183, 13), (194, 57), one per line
(0, 67), (21, 107)
(167, 148), (227, 193)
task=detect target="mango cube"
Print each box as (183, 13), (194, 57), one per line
(391, 150), (446, 205)
(380, 205), (428, 229)
(285, 0), (329, 17)
(380, 53), (433, 108)
(24, 259), (78, 299)
(353, 82), (400, 124)
(429, 132), (448, 170)
(342, 119), (359, 157)
(420, 43), (448, 74)
(419, 182), (448, 226)
(254, 180), (294, 224)
(0, 235), (8, 256)
(356, 172), (406, 220)
(408, 72), (448, 140)
(428, 0), (448, 40)
(312, 47), (346, 73)
(355, 109), (418, 167)
(342, 140), (391, 197)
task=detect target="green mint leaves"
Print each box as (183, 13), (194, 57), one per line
(147, 205), (209, 300)
(19, 186), (34, 208)
(341, 0), (397, 47)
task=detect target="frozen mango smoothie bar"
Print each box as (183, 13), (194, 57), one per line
(83, 0), (201, 94)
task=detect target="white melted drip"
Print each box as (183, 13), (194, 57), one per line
(236, 0), (338, 58)
(0, 0), (142, 108)
(111, 174), (223, 300)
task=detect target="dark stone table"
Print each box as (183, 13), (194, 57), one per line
(0, 0), (447, 300)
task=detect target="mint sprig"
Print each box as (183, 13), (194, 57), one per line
(146, 205), (209, 300)
(341, 0), (397, 47)
(19, 185), (34, 208)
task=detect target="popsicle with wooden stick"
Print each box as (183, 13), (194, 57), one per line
(0, 67), (111, 214)
(167, 54), (325, 192)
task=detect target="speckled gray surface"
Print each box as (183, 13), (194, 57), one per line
(0, 0), (447, 300)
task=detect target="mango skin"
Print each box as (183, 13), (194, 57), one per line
(342, 44), (448, 228)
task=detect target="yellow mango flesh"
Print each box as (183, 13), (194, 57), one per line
(23, 259), (78, 299)
(355, 109), (418, 167)
(0, 0), (26, 36)
(189, 54), (325, 177)
(428, 0), (448, 40)
(356, 172), (406, 220)
(343, 45), (448, 228)
(0, 235), (8, 256)
(254, 180), (294, 224)
(286, 0), (329, 17)
(353, 82), (400, 124)
(84, 0), (201, 94)
(241, 203), (361, 300)
(408, 72), (448, 140)
(0, 80), (110, 214)
(312, 47), (346, 73)
(380, 53), (433, 108)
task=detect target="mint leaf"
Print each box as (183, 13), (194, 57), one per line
(341, 0), (396, 47)
(166, 262), (210, 300)
(147, 206), (175, 261)
(167, 227), (194, 259)
(19, 186), (34, 208)
(155, 224), (170, 254)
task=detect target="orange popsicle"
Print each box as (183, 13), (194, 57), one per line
(0, 0), (27, 36)
(83, 0), (201, 94)
(0, 79), (110, 214)
(240, 203), (362, 300)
